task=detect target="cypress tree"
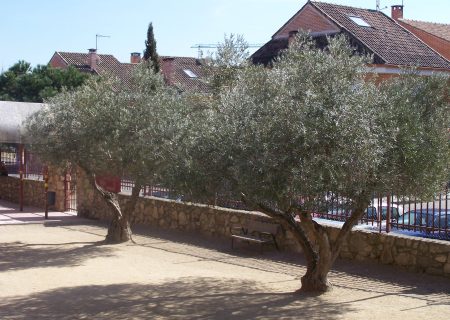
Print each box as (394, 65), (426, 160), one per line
(143, 22), (160, 73)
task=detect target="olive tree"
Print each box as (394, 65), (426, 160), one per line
(170, 35), (450, 292)
(25, 64), (186, 243)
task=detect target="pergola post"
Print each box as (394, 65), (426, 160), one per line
(44, 165), (49, 219)
(19, 144), (24, 211)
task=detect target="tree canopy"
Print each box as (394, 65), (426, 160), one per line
(143, 22), (160, 74)
(167, 35), (450, 292)
(0, 61), (88, 102)
(25, 64), (185, 242)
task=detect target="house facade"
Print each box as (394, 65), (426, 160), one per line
(251, 1), (450, 79)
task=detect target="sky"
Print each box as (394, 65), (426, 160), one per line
(1, 0), (449, 71)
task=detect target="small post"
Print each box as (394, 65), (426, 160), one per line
(64, 169), (71, 211)
(386, 193), (391, 233)
(19, 144), (24, 211)
(44, 166), (49, 219)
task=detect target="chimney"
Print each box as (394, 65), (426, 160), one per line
(88, 48), (99, 71)
(391, 5), (404, 20)
(288, 30), (299, 46)
(130, 52), (141, 64)
(162, 57), (175, 85)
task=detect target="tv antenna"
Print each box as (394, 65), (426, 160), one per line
(96, 34), (110, 51)
(376, 0), (388, 11)
(191, 43), (263, 58)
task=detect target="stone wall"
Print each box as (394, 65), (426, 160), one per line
(0, 168), (66, 211)
(0, 176), (45, 208)
(76, 170), (450, 278)
(325, 226), (450, 277)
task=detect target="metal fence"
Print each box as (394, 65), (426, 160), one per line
(0, 144), (44, 180)
(120, 178), (180, 200)
(120, 177), (449, 241)
(311, 191), (449, 240)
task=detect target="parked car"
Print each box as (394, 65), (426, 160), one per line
(364, 204), (403, 221)
(395, 209), (450, 239)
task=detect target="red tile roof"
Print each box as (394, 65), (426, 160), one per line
(399, 19), (450, 42)
(53, 52), (208, 92)
(160, 56), (209, 93)
(254, 1), (450, 69)
(56, 52), (127, 78)
(310, 1), (450, 69)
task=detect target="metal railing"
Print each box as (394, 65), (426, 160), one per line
(311, 191), (449, 240)
(0, 144), (44, 180)
(119, 177), (449, 241)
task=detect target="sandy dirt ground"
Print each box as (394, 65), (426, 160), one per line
(0, 218), (449, 319)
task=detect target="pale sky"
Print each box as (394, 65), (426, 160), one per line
(1, 0), (448, 70)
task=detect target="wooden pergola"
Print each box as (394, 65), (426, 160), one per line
(0, 101), (44, 212)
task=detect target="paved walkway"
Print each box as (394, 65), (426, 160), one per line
(0, 199), (81, 225)
(0, 200), (449, 319)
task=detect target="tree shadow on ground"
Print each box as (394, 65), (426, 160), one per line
(0, 277), (353, 320)
(0, 240), (115, 272)
(130, 224), (450, 304)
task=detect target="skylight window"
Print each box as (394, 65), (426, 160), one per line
(183, 69), (197, 78)
(348, 16), (371, 27)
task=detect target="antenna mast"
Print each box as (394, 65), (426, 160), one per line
(376, 0), (388, 11)
(191, 43), (263, 59)
(96, 34), (110, 51)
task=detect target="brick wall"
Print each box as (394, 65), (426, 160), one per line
(275, 3), (340, 38)
(49, 53), (68, 69)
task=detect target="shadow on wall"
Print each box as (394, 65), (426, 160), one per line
(0, 277), (354, 320)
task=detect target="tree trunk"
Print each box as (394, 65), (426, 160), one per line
(81, 168), (134, 243)
(297, 212), (333, 292)
(246, 194), (370, 294)
(106, 215), (132, 243)
(248, 199), (331, 292)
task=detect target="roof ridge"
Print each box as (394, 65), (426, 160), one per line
(400, 18), (450, 26)
(311, 1), (378, 12)
(161, 56), (199, 59)
(57, 51), (116, 58)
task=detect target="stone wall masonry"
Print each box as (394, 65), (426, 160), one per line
(0, 168), (66, 211)
(0, 176), (46, 208)
(75, 168), (450, 279)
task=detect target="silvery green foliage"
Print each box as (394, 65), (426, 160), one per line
(205, 34), (250, 94)
(376, 73), (450, 198)
(177, 35), (449, 209)
(25, 64), (185, 184)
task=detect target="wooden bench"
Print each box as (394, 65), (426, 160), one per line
(230, 221), (279, 253)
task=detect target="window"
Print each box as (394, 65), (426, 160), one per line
(348, 16), (371, 27)
(183, 69), (197, 78)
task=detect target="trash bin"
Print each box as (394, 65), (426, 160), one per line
(47, 191), (56, 206)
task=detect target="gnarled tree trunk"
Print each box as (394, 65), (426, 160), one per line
(248, 194), (370, 293)
(82, 168), (142, 243)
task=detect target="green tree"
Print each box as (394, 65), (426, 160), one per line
(0, 61), (88, 102)
(143, 22), (160, 73)
(168, 35), (450, 293)
(25, 64), (185, 243)
(206, 34), (249, 95)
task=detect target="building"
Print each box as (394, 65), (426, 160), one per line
(251, 1), (450, 78)
(49, 50), (208, 93)
(393, 7), (450, 61)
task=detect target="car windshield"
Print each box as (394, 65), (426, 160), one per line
(381, 207), (399, 220)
